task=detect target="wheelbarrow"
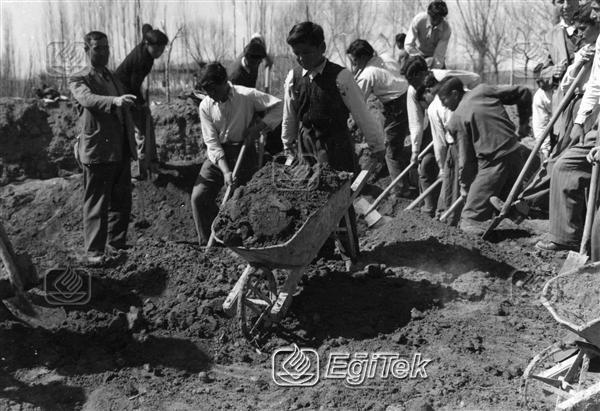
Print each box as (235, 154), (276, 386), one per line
(213, 170), (370, 341)
(524, 262), (600, 409)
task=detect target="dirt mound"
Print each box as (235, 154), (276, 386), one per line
(151, 99), (203, 163)
(213, 162), (353, 247)
(0, 98), (204, 186)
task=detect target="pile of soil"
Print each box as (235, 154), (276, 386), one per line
(151, 99), (203, 163)
(0, 97), (203, 186)
(213, 162), (353, 247)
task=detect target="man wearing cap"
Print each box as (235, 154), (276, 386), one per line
(191, 62), (282, 246)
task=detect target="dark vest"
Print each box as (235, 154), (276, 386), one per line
(291, 61), (356, 172)
(229, 57), (259, 88)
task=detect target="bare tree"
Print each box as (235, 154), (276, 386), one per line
(165, 25), (184, 103)
(456, 0), (502, 75)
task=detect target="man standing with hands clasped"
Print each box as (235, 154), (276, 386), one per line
(70, 31), (138, 266)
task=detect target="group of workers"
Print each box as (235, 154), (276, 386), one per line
(69, 0), (600, 268)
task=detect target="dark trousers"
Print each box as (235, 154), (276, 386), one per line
(298, 126), (360, 261)
(518, 95), (582, 209)
(549, 145), (595, 247)
(83, 159), (132, 254)
(418, 127), (439, 216)
(191, 144), (257, 244)
(436, 144), (461, 225)
(462, 146), (528, 224)
(383, 94), (409, 191)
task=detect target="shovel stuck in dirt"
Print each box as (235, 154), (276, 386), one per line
(0, 221), (66, 328)
(353, 142), (434, 227)
(559, 129), (600, 274)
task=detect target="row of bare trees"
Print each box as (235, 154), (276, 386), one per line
(1, 0), (557, 98)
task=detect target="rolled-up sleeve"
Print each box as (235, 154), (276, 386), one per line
(248, 88), (283, 131)
(576, 36), (600, 125)
(281, 70), (298, 151)
(199, 100), (225, 165)
(428, 96), (450, 168)
(404, 15), (421, 56)
(336, 69), (385, 153)
(431, 23), (451, 69)
(407, 85), (425, 154)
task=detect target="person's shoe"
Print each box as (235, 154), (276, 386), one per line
(535, 240), (578, 252)
(489, 196), (529, 224)
(82, 253), (105, 267)
(460, 220), (485, 236)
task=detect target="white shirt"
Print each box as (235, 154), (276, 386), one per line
(200, 82), (282, 164)
(427, 95), (453, 169)
(407, 69), (481, 153)
(575, 35), (600, 126)
(531, 88), (553, 157)
(281, 59), (385, 153)
(354, 55), (408, 104)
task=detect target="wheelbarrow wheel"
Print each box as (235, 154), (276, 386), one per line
(237, 266), (277, 341)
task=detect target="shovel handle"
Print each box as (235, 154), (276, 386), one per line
(405, 177), (443, 210)
(580, 121), (600, 255)
(365, 142), (434, 215)
(439, 196), (465, 223)
(484, 64), (591, 238)
(206, 143), (247, 249)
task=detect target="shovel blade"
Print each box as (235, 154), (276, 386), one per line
(559, 251), (589, 274)
(2, 294), (67, 329)
(353, 197), (382, 227)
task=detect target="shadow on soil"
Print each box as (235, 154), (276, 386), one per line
(273, 237), (518, 345)
(364, 237), (516, 280)
(278, 271), (458, 344)
(0, 370), (86, 410)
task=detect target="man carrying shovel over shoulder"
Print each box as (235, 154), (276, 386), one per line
(191, 62), (282, 246)
(281, 22), (385, 269)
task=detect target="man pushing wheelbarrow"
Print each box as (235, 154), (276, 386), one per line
(280, 21), (386, 270)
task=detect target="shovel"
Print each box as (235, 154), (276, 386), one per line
(0, 222), (66, 329)
(405, 177), (443, 210)
(439, 195), (465, 223)
(559, 127), (600, 273)
(363, 141), (434, 216)
(482, 64), (591, 240)
(206, 143), (247, 250)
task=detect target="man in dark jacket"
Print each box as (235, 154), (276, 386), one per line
(440, 77), (534, 234)
(69, 31), (138, 265)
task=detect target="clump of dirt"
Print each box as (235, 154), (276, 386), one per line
(213, 162), (353, 247)
(151, 99), (203, 163)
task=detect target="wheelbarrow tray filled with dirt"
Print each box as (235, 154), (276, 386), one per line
(541, 261), (600, 347)
(212, 179), (352, 269)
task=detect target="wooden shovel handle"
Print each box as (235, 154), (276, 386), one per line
(206, 143), (247, 249)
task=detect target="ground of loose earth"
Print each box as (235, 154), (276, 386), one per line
(0, 160), (586, 411)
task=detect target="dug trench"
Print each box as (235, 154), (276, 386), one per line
(0, 99), (578, 410)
